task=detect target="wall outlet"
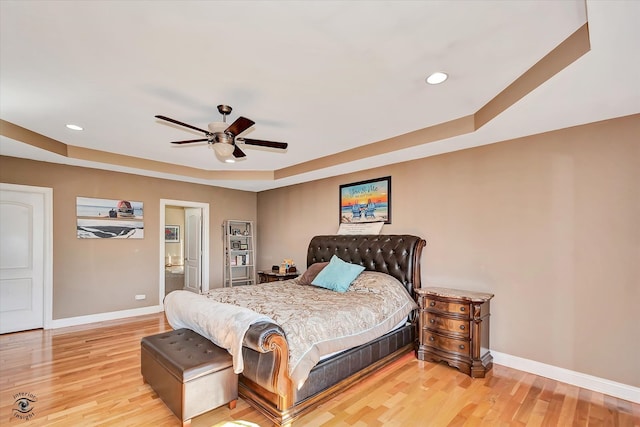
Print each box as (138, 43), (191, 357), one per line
(135, 294), (146, 300)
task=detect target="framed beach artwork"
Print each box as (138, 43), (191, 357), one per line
(76, 197), (144, 239)
(339, 176), (391, 224)
(165, 225), (180, 243)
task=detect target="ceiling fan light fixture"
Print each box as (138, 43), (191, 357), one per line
(212, 142), (235, 157)
(207, 121), (227, 133)
(224, 158), (236, 163)
(426, 72), (448, 85)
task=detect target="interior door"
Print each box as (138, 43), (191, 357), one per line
(184, 208), (202, 293)
(0, 189), (45, 333)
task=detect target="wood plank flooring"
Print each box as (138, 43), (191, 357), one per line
(1, 313), (638, 426)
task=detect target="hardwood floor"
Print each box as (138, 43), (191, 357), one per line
(1, 314), (638, 426)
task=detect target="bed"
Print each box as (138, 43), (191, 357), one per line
(164, 234), (426, 426)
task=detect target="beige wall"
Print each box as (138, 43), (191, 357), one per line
(0, 158), (257, 319)
(257, 114), (640, 387)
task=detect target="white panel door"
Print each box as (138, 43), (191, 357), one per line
(184, 208), (202, 293)
(0, 189), (44, 333)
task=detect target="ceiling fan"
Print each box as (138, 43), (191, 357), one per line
(155, 105), (288, 160)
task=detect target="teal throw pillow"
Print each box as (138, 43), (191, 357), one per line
(311, 255), (365, 292)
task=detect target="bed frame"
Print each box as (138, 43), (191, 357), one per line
(238, 234), (426, 426)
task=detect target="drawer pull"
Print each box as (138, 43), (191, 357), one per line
(459, 344), (465, 350)
(429, 319), (435, 324)
(429, 336), (435, 342)
(430, 301), (436, 307)
(460, 306), (466, 312)
(459, 325), (465, 330)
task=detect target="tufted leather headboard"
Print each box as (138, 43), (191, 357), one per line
(306, 234), (426, 295)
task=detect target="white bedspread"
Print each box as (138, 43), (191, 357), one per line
(164, 290), (273, 374)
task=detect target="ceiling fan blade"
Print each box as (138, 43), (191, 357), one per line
(232, 145), (247, 158)
(155, 115), (210, 134)
(237, 137), (288, 150)
(170, 138), (209, 144)
(225, 116), (255, 136)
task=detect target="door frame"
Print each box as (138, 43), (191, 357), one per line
(0, 183), (53, 329)
(159, 199), (209, 303)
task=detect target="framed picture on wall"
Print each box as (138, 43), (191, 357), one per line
(76, 196), (144, 239)
(339, 176), (391, 224)
(165, 225), (180, 242)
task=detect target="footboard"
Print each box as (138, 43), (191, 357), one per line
(240, 322), (295, 424)
(240, 321), (415, 426)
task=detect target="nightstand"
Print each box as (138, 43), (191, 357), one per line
(415, 286), (494, 378)
(258, 271), (300, 283)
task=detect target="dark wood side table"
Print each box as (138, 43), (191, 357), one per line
(415, 286), (494, 378)
(258, 271), (300, 283)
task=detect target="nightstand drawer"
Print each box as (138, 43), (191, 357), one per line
(422, 313), (470, 336)
(421, 331), (470, 357)
(424, 298), (470, 316)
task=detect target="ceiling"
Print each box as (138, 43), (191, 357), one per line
(1, 1), (638, 192)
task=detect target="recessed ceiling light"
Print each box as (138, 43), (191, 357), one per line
(425, 72), (448, 85)
(225, 158), (236, 163)
(66, 124), (83, 131)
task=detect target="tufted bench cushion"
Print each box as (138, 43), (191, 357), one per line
(141, 328), (237, 426)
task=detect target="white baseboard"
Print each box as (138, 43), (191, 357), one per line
(49, 305), (163, 329)
(491, 350), (640, 404)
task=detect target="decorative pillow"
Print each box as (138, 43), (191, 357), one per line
(297, 262), (329, 285)
(311, 255), (365, 292)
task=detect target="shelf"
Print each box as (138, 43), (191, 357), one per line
(223, 220), (256, 288)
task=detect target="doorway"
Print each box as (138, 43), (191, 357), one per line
(159, 200), (209, 303)
(0, 183), (53, 333)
